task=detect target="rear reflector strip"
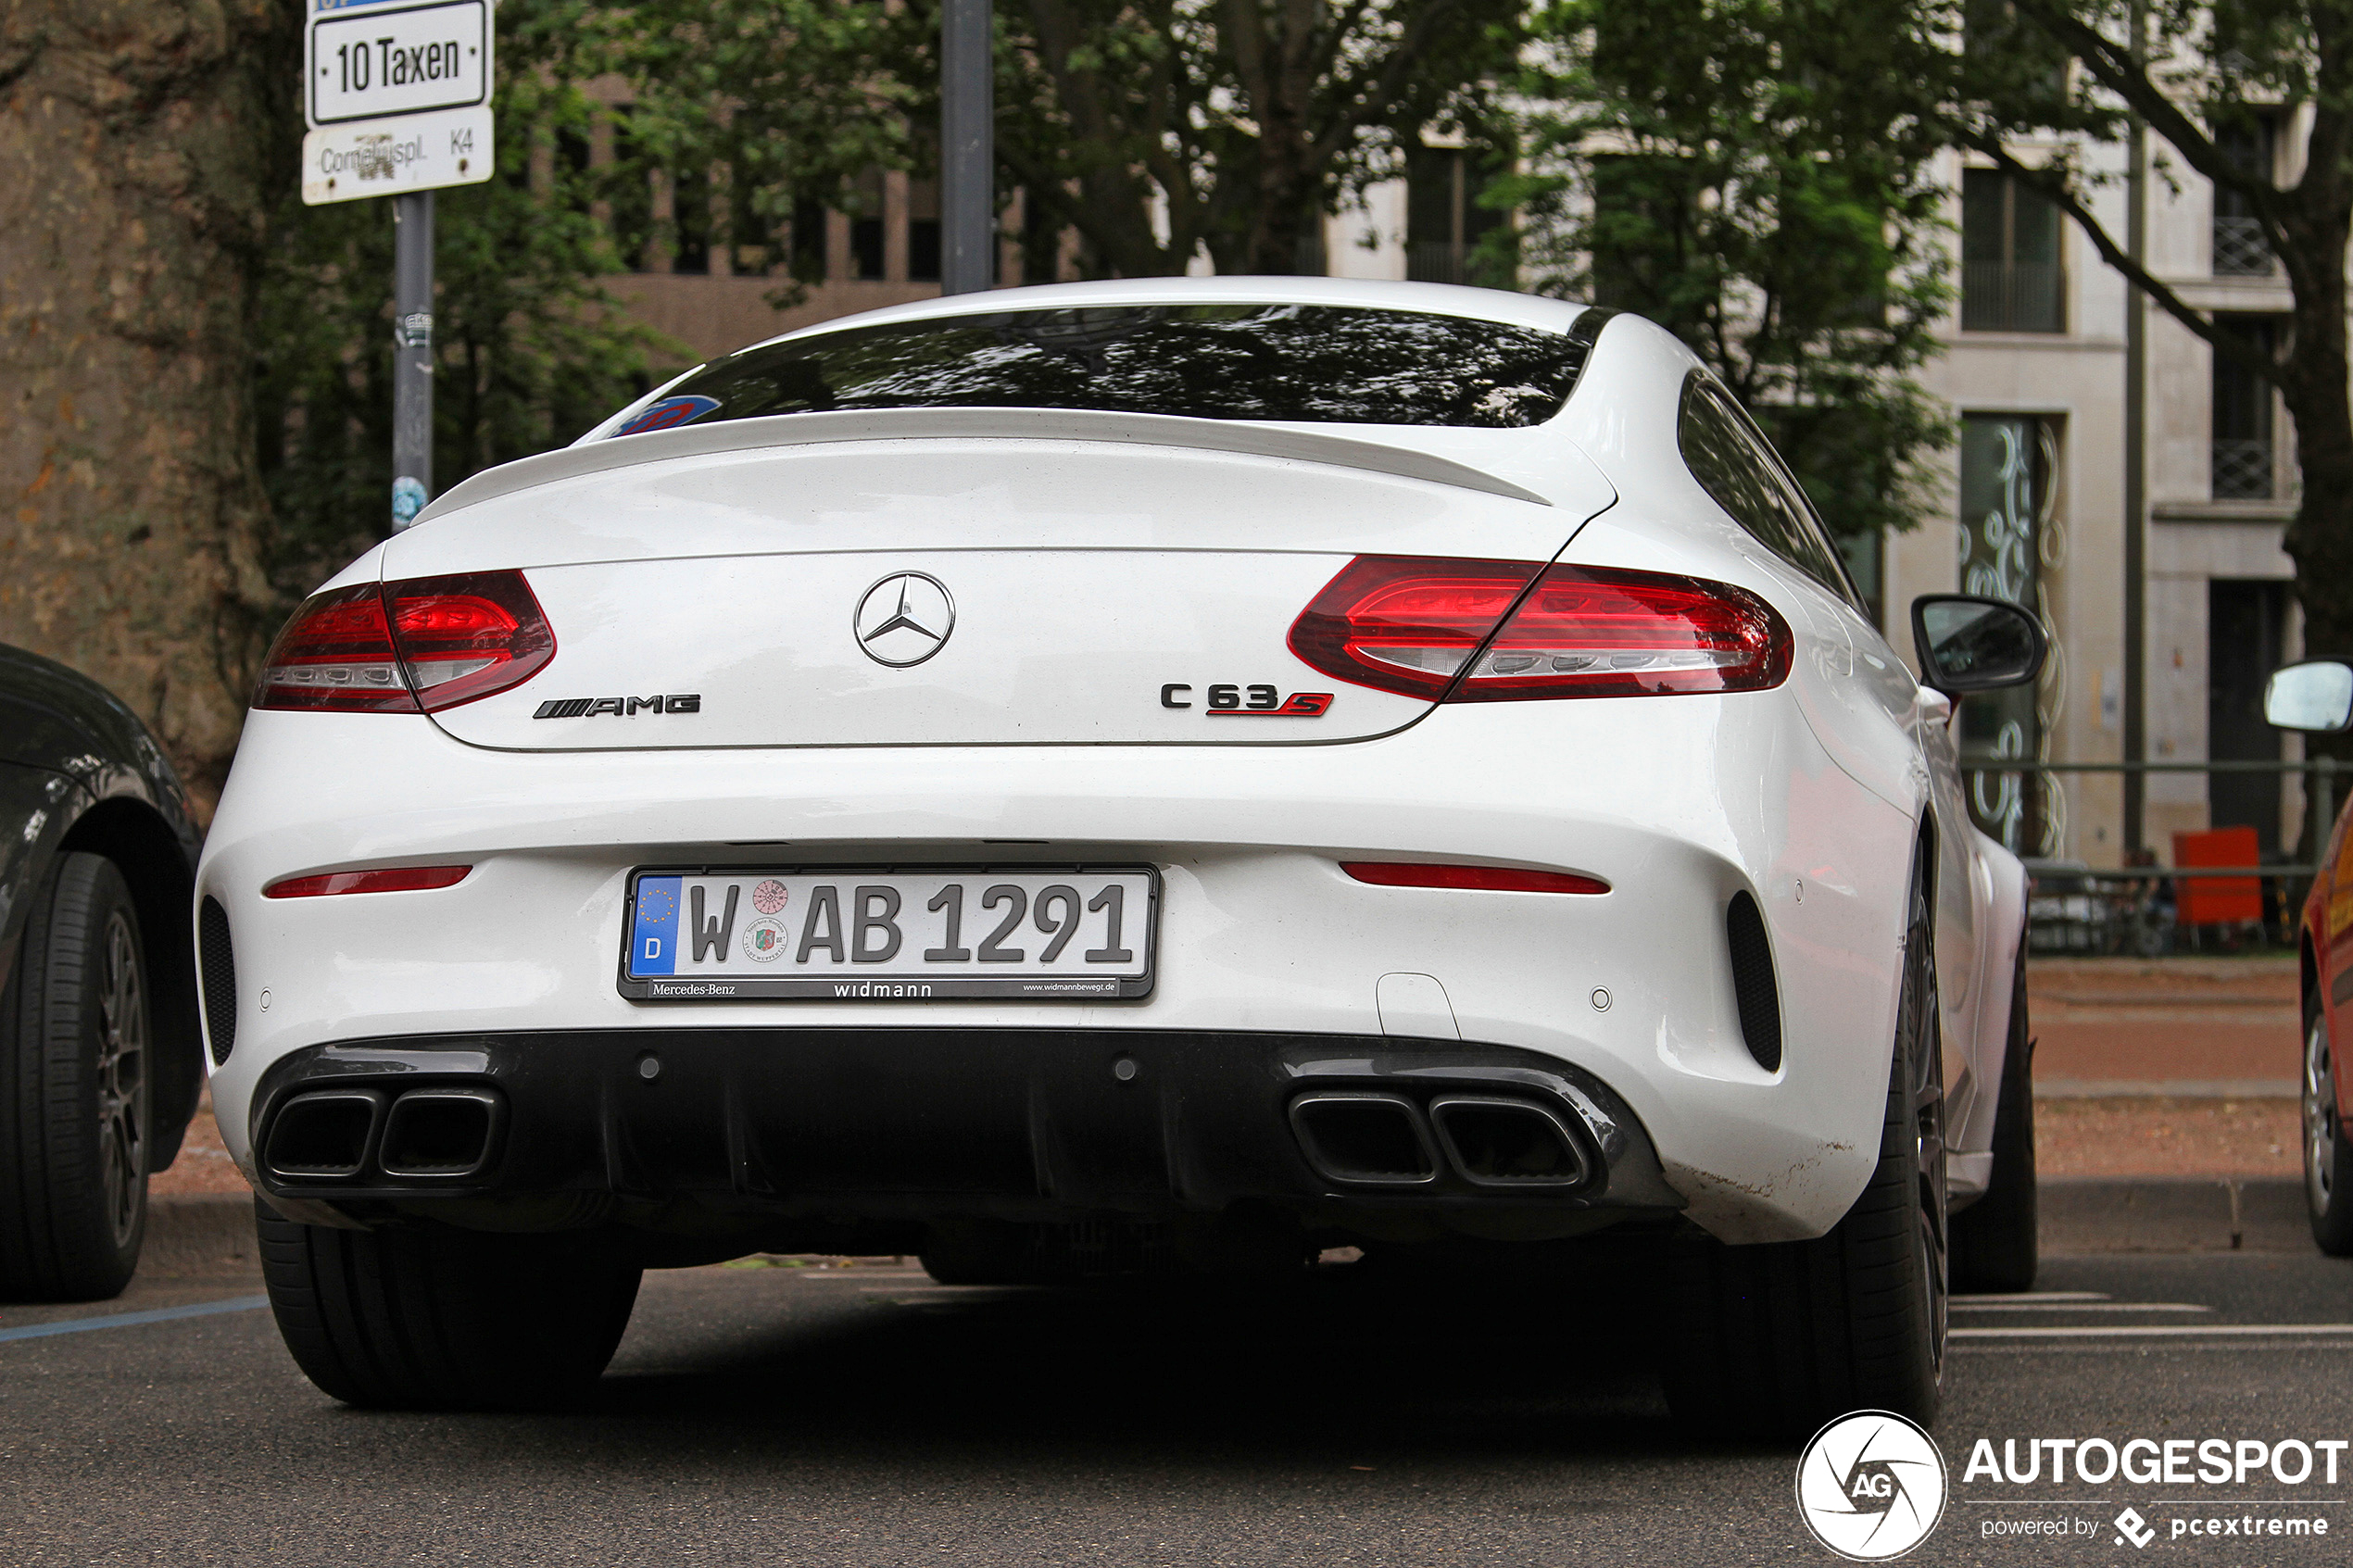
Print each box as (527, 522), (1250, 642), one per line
(264, 866), (472, 899)
(1342, 863), (1610, 895)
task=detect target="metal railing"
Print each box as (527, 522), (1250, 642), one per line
(2211, 436), (2275, 500)
(1962, 758), (2335, 953)
(2212, 214), (2274, 277)
(1407, 241), (1472, 285)
(1960, 259), (2067, 332)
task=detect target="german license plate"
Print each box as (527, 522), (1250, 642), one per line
(619, 867), (1158, 1000)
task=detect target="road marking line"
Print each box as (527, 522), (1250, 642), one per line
(0, 1295), (269, 1345)
(1951, 1292), (2110, 1303)
(1953, 1323), (2353, 1339)
(1951, 1302), (2213, 1313)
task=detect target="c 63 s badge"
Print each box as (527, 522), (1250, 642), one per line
(533, 694), (702, 719)
(1159, 684), (1333, 717)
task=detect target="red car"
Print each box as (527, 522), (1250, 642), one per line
(2267, 658), (2353, 1253)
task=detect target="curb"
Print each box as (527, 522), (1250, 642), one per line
(2037, 1079), (2298, 1098)
(143, 1194), (261, 1278)
(2039, 1177), (2310, 1254)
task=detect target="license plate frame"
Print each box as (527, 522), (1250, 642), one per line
(617, 864), (1161, 1001)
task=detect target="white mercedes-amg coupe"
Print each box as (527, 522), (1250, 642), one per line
(199, 278), (2045, 1433)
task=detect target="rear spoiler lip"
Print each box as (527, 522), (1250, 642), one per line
(411, 407), (1557, 527)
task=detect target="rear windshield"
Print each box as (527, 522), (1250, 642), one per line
(606, 304), (1597, 436)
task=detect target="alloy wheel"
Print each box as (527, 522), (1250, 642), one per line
(94, 909), (147, 1248)
(1905, 883), (1949, 1374)
(2308, 1010), (2337, 1219)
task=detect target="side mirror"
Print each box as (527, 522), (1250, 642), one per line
(1910, 595), (2047, 696)
(2264, 659), (2353, 733)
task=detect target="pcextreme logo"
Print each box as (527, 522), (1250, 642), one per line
(1796, 1411), (1950, 1561)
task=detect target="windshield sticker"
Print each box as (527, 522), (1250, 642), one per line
(614, 395), (721, 437)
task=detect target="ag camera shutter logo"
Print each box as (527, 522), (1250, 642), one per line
(1795, 1411), (1948, 1561)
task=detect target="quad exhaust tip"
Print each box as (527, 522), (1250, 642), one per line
(1288, 1092), (1440, 1185)
(1426, 1095), (1589, 1188)
(1288, 1090), (1591, 1191)
(262, 1086), (504, 1182)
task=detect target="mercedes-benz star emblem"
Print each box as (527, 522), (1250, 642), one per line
(853, 571), (956, 667)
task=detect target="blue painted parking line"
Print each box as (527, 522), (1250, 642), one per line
(0, 1295), (269, 1344)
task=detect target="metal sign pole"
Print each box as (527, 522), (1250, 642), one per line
(300, 0), (495, 532)
(940, 0), (993, 295)
(392, 191), (434, 530)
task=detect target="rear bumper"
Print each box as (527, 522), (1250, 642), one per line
(245, 1029), (1683, 1248)
(201, 696), (1917, 1242)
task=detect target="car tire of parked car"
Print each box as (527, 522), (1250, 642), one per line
(1660, 863), (1946, 1437)
(0, 853), (151, 1303)
(256, 1203), (643, 1409)
(1949, 934), (2037, 1292)
(2301, 993), (2353, 1257)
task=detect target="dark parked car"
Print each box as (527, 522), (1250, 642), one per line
(0, 642), (203, 1299)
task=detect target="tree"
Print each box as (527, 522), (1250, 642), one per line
(1498, 0), (1957, 548)
(251, 2), (913, 676)
(0, 2), (296, 793)
(1931, 1), (2353, 685)
(988, 0), (1525, 275)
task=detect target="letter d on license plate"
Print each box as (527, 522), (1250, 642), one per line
(619, 866), (1158, 1001)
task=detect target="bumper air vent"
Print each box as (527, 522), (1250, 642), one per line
(199, 897), (236, 1065)
(1726, 890), (1782, 1072)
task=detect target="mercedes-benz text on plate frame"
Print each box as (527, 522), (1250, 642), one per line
(621, 868), (1159, 1000)
(855, 572), (956, 667)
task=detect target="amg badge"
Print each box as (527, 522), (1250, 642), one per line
(532, 694), (702, 719)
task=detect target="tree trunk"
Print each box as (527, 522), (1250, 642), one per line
(2277, 143), (2353, 775)
(0, 2), (292, 797)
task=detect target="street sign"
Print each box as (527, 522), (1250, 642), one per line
(300, 0), (495, 207)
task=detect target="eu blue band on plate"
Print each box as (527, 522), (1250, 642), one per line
(632, 876), (681, 975)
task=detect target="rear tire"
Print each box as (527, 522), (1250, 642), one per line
(1950, 935), (2037, 1292)
(256, 1202), (642, 1409)
(1663, 865), (1947, 1437)
(2301, 993), (2353, 1257)
(0, 854), (151, 1302)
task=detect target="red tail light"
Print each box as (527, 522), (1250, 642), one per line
(1289, 557), (1790, 702)
(254, 572), (556, 713)
(1288, 557), (1540, 698)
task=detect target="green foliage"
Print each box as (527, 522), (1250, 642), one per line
(547, 0), (920, 282)
(255, 12), (662, 598)
(987, 0), (1524, 275)
(251, 2), (912, 602)
(1499, 0), (1956, 545)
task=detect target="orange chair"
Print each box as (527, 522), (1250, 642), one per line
(2172, 825), (2263, 927)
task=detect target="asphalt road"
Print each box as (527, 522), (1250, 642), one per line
(4, 1248), (2351, 1567)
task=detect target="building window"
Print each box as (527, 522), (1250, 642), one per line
(608, 109), (655, 273)
(1407, 145), (1503, 285)
(1960, 169), (2065, 332)
(849, 169), (887, 281)
(2210, 315), (2278, 500)
(670, 168), (711, 275)
(2212, 116), (2275, 277)
(1958, 414), (2063, 856)
(2209, 580), (2290, 855)
(907, 176), (942, 283)
(789, 197), (828, 282)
